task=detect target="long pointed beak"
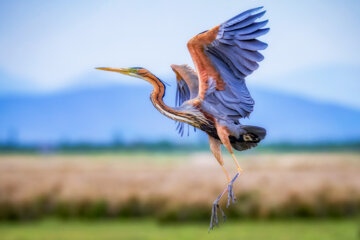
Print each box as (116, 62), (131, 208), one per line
(95, 67), (131, 75)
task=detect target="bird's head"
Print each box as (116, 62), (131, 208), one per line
(96, 66), (169, 89)
(95, 67), (148, 80)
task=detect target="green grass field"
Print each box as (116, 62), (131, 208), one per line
(0, 219), (358, 240)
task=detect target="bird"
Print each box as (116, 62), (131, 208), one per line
(96, 6), (269, 230)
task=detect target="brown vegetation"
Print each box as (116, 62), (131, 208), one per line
(0, 152), (359, 221)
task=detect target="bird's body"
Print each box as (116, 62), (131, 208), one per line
(97, 7), (269, 230)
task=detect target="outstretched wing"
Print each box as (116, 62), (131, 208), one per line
(171, 64), (199, 136)
(187, 7), (269, 120)
(171, 64), (198, 106)
(175, 75), (191, 107)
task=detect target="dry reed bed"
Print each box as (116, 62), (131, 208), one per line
(0, 152), (359, 220)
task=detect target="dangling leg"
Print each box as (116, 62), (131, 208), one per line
(209, 135), (231, 182)
(208, 135), (230, 230)
(215, 122), (243, 207)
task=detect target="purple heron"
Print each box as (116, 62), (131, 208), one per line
(97, 7), (269, 230)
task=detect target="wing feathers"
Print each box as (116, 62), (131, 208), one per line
(208, 47), (246, 79)
(175, 79), (190, 106)
(238, 49), (264, 62)
(209, 8), (268, 80)
(204, 7), (268, 118)
(236, 28), (270, 40)
(235, 39), (268, 51)
(238, 55), (259, 71)
(186, 7), (269, 121)
(218, 38), (234, 45)
(223, 7), (263, 28)
(234, 20), (269, 35)
(226, 11), (266, 31)
(171, 64), (198, 136)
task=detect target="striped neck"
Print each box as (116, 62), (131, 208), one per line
(142, 72), (194, 125)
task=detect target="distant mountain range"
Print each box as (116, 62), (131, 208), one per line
(1, 82), (360, 145)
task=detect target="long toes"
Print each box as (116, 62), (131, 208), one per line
(226, 183), (237, 208)
(209, 202), (226, 232)
(218, 204), (226, 222)
(227, 173), (240, 208)
(209, 203), (218, 231)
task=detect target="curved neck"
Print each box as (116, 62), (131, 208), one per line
(143, 72), (191, 124)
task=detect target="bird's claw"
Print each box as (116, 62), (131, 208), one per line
(209, 172), (240, 232)
(227, 182), (236, 208)
(209, 201), (226, 232)
(227, 172), (240, 208)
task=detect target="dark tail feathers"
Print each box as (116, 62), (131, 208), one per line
(230, 125), (266, 151)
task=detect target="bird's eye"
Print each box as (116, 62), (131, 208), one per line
(129, 69), (137, 73)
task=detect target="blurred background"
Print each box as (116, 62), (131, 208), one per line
(0, 0), (359, 239)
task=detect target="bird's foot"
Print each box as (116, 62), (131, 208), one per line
(208, 173), (240, 232)
(227, 172), (240, 208)
(209, 190), (227, 232)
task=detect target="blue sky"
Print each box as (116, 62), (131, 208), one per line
(1, 0), (360, 108)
